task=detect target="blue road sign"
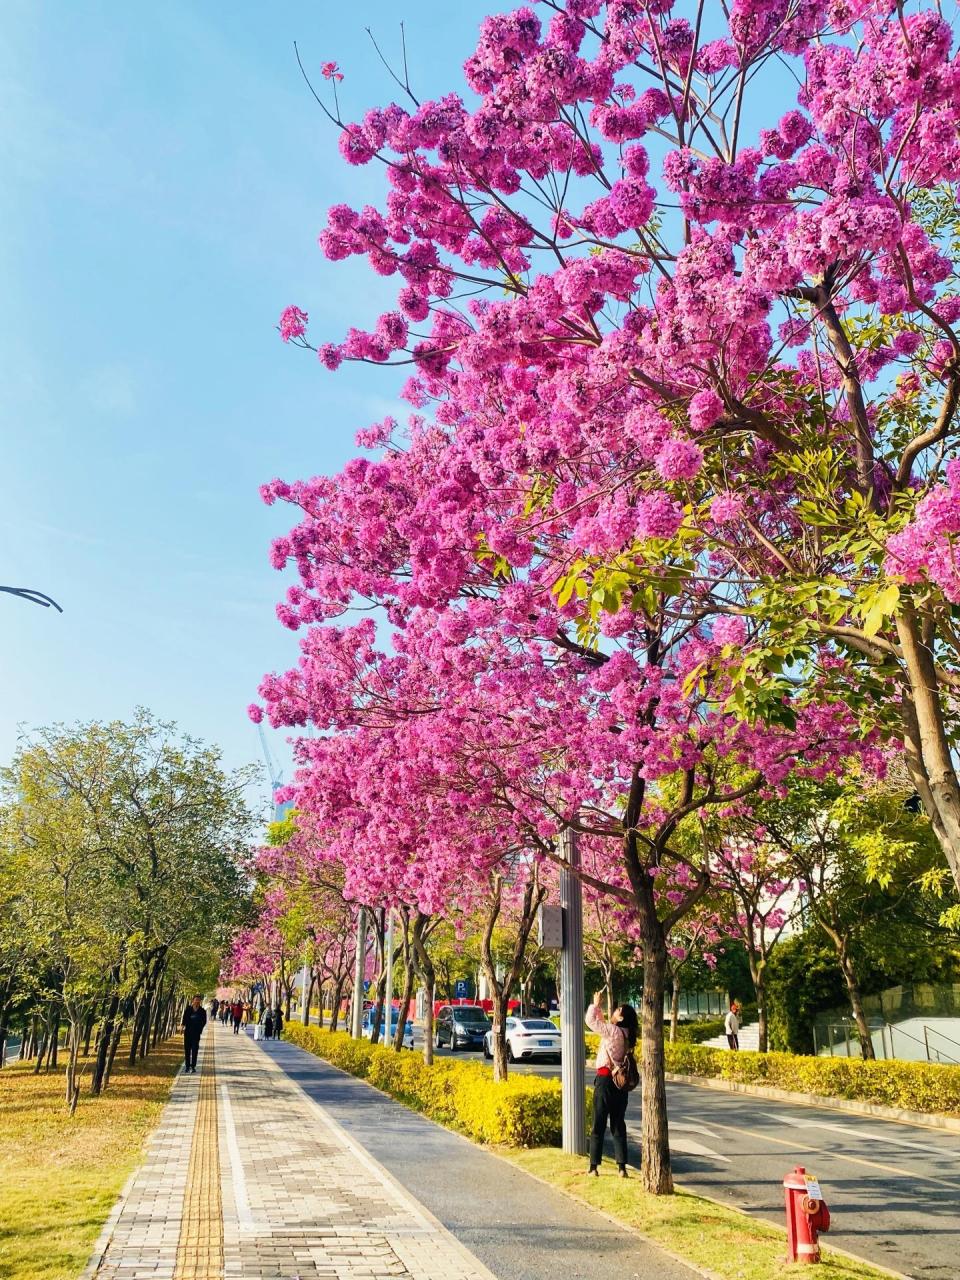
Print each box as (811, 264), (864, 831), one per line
(455, 979), (469, 999)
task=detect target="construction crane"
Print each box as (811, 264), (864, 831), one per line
(257, 722), (286, 824)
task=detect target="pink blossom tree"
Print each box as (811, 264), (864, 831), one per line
(255, 0), (960, 1190)
(275, 1), (960, 893)
(713, 829), (799, 1051)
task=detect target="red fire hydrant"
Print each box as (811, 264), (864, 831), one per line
(784, 1166), (831, 1264)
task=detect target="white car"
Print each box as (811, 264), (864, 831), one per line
(483, 1016), (562, 1063)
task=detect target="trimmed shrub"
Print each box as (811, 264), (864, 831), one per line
(673, 1018), (726, 1044)
(664, 1042), (960, 1115)
(284, 1024), (566, 1146)
(284, 1024), (960, 1141)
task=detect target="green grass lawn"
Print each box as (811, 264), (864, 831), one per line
(0, 1038), (181, 1280)
(503, 1149), (896, 1280)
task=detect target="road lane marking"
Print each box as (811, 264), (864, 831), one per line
(672, 1120), (722, 1138)
(694, 1116), (960, 1193)
(670, 1136), (731, 1162)
(763, 1112), (960, 1159)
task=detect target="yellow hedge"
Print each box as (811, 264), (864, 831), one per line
(283, 1025), (960, 1138)
(283, 1024), (566, 1146)
(664, 1042), (960, 1115)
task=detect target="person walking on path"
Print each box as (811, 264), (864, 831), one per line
(725, 1002), (740, 1051)
(273, 1006), (284, 1040)
(231, 999), (244, 1035)
(242, 1001), (252, 1026)
(585, 990), (639, 1178)
(181, 994), (207, 1075)
(263, 1009), (274, 1040)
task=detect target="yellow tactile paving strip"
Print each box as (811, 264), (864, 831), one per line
(172, 1033), (223, 1280)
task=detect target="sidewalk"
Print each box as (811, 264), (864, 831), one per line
(86, 1021), (699, 1280)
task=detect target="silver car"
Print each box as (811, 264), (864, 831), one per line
(483, 1016), (562, 1063)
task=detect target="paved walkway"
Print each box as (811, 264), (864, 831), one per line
(86, 1022), (697, 1280)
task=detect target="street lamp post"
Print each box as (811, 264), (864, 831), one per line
(559, 826), (587, 1155)
(351, 907), (367, 1039)
(381, 908), (394, 1046)
(299, 962), (310, 1024)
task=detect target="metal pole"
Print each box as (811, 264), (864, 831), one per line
(299, 962), (310, 1024)
(559, 827), (587, 1156)
(351, 907), (367, 1039)
(381, 909), (394, 1046)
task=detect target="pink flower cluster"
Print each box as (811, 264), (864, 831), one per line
(254, 2), (957, 947)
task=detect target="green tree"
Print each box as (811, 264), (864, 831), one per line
(0, 712), (256, 1106)
(763, 769), (958, 1057)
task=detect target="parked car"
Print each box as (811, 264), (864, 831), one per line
(434, 1004), (491, 1051)
(360, 1006), (415, 1050)
(484, 1017), (562, 1063)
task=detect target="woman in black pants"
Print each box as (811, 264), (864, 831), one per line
(585, 991), (639, 1177)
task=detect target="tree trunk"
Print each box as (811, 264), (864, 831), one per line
(65, 1019), (82, 1115)
(602, 943), (615, 1021)
(745, 950), (768, 1053)
(103, 1014), (125, 1092)
(489, 986), (509, 1081)
(755, 965), (768, 1054)
(897, 612), (960, 895)
(639, 932), (673, 1194)
(302, 973), (315, 1026)
(480, 880), (510, 1081)
(816, 917), (875, 1061)
(33, 1027), (47, 1073)
(128, 999), (146, 1064)
(92, 985), (121, 1096)
(839, 949), (875, 1060)
(412, 913), (435, 1066)
(127, 955), (161, 1065)
(393, 945), (415, 1052)
(82, 1011), (95, 1058)
(150, 978), (166, 1050)
(330, 977), (345, 1033)
(46, 1012), (60, 1069)
(369, 970), (386, 1045)
(669, 970), (680, 1044)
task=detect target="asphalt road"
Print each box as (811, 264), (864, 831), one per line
(421, 1036), (960, 1280)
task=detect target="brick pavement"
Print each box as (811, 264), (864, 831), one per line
(173, 1033), (223, 1280)
(87, 1021), (497, 1280)
(85, 1039), (202, 1280)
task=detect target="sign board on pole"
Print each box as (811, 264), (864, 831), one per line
(538, 904), (563, 950)
(455, 979), (470, 1000)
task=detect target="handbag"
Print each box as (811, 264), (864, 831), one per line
(611, 1036), (640, 1092)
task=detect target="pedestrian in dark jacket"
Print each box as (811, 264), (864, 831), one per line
(585, 990), (639, 1177)
(263, 1010), (274, 1039)
(273, 1007), (284, 1039)
(231, 1000), (243, 1034)
(182, 995), (207, 1074)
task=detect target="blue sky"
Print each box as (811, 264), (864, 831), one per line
(2, 1), (489, 806)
